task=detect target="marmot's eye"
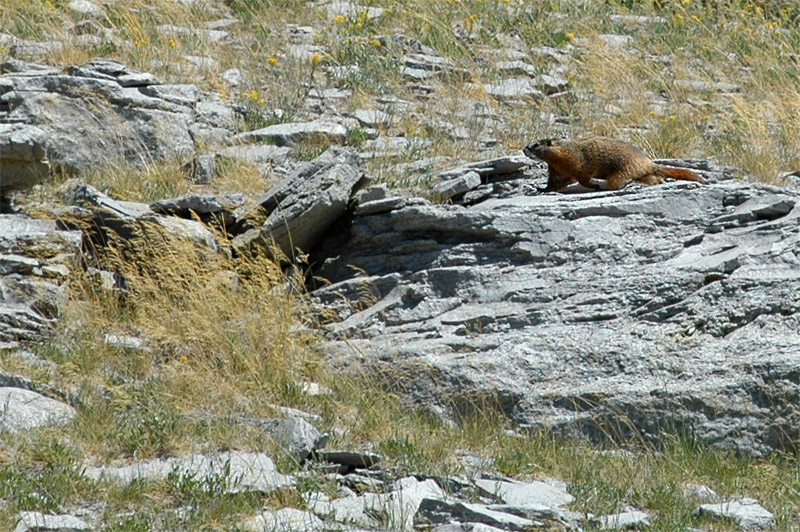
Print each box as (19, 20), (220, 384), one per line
(544, 139), (552, 146)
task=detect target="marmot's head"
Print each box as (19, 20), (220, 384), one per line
(523, 138), (561, 160)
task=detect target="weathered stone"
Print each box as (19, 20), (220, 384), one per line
(0, 387), (76, 433)
(313, 166), (800, 456)
(83, 451), (292, 493)
(326, 1), (385, 20)
(696, 498), (775, 530)
(215, 144), (293, 168)
(234, 118), (347, 147)
(475, 478), (574, 508)
(594, 510), (650, 530)
(417, 499), (537, 530)
(432, 524), (508, 532)
(434, 171), (482, 200)
(0, 215), (81, 343)
(240, 508), (324, 532)
(313, 450), (381, 468)
(67, 0), (104, 18)
(609, 14), (666, 27)
(0, 59), (233, 191)
(233, 147), (365, 259)
(353, 108), (397, 128)
(261, 417), (325, 460)
(60, 180), (218, 251)
(479, 78), (544, 101)
(150, 192), (245, 228)
(308, 476), (444, 530)
(675, 79), (741, 93)
(13, 511), (90, 532)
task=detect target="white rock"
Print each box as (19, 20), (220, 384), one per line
(240, 507), (324, 532)
(13, 511), (90, 532)
(697, 498), (775, 530)
(67, 0), (104, 18)
(596, 510), (650, 529)
(0, 388), (75, 433)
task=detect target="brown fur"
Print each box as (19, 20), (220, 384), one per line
(523, 137), (706, 192)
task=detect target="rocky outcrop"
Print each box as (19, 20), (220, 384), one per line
(0, 58), (235, 191)
(0, 214), (81, 345)
(233, 146), (366, 259)
(313, 162), (800, 456)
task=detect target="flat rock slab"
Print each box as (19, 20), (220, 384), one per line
(0, 387), (76, 433)
(313, 171), (800, 456)
(696, 498), (775, 530)
(13, 511), (90, 532)
(83, 451), (292, 494)
(474, 478), (573, 508)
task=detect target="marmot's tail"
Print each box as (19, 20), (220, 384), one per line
(656, 166), (706, 183)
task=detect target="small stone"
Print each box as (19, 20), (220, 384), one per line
(313, 450), (381, 468)
(239, 508), (324, 532)
(480, 78), (544, 101)
(696, 498), (775, 530)
(594, 510), (650, 530)
(434, 171), (482, 199)
(103, 334), (145, 350)
(13, 511), (90, 532)
(67, 0), (104, 18)
(221, 67), (242, 87)
(417, 499), (537, 530)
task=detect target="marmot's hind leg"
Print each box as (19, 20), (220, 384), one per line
(604, 171), (633, 190)
(636, 174), (664, 186)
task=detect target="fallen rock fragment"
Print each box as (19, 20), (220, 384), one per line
(240, 507), (324, 532)
(417, 499), (537, 530)
(696, 498), (775, 530)
(233, 147), (365, 259)
(13, 511), (91, 532)
(593, 509), (650, 530)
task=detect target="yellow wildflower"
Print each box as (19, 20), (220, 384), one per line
(311, 53), (321, 64)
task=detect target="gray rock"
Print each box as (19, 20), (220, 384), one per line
(434, 171), (482, 200)
(215, 144), (293, 168)
(696, 498), (775, 530)
(495, 60), (538, 77)
(326, 1), (385, 20)
(233, 147), (365, 259)
(261, 417), (325, 460)
(609, 14), (666, 27)
(313, 450), (381, 468)
(103, 334), (146, 350)
(83, 451), (292, 494)
(402, 54), (469, 79)
(234, 118), (348, 147)
(0, 215), (81, 343)
(417, 499), (537, 530)
(437, 154), (531, 181)
(674, 79), (741, 93)
(474, 478), (574, 508)
(594, 510), (650, 529)
(432, 524), (508, 532)
(308, 476), (444, 530)
(150, 192), (245, 228)
(13, 511), (90, 532)
(0, 387), (76, 433)
(221, 67), (242, 87)
(0, 59), (233, 191)
(353, 109), (397, 128)
(479, 78), (545, 101)
(67, 0), (104, 18)
(240, 508), (324, 532)
(313, 169), (800, 456)
(60, 180), (218, 251)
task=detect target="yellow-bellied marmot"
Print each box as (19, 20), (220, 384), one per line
(523, 137), (706, 192)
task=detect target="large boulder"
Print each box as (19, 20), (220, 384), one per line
(313, 162), (800, 456)
(0, 58), (235, 192)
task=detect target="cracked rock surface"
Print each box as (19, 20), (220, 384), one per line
(313, 165), (800, 456)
